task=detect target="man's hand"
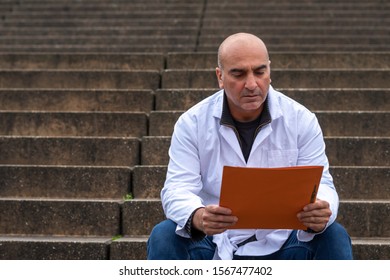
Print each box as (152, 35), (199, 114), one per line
(192, 205), (238, 235)
(297, 199), (332, 232)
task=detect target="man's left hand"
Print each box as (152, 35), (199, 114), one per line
(297, 199), (332, 232)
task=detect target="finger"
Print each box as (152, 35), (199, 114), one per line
(202, 219), (237, 235)
(298, 214), (330, 233)
(299, 214), (330, 224)
(204, 219), (236, 230)
(303, 199), (329, 211)
(301, 219), (328, 232)
(298, 208), (332, 220)
(205, 205), (233, 215)
(203, 210), (238, 225)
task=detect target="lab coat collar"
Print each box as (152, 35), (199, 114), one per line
(212, 86), (283, 122)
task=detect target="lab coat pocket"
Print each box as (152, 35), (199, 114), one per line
(267, 149), (298, 167)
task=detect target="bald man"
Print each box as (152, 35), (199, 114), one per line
(147, 33), (353, 260)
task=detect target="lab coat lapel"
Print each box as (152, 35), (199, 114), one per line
(219, 125), (245, 163)
(213, 90), (245, 163)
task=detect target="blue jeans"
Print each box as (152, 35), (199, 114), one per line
(147, 219), (353, 260)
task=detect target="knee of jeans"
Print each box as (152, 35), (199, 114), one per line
(148, 219), (177, 244)
(324, 222), (351, 241)
(314, 222), (353, 259)
(321, 222), (353, 252)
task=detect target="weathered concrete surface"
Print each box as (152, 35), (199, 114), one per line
(0, 136), (140, 166)
(0, 199), (121, 236)
(0, 165), (131, 199)
(0, 89), (154, 112)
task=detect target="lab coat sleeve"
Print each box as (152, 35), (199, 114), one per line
(161, 113), (205, 238)
(295, 111), (339, 241)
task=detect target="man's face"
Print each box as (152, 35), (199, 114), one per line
(216, 43), (271, 122)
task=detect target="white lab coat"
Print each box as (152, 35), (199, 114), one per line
(161, 86), (339, 260)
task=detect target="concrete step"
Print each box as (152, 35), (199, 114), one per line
(0, 44), (196, 53)
(155, 89), (215, 111)
(140, 136), (171, 166)
(131, 165), (390, 201)
(0, 27), (199, 37)
(9, 0), (201, 3)
(0, 136), (139, 166)
(148, 111), (182, 137)
(198, 44), (390, 52)
(11, 3), (202, 12)
(203, 10), (389, 19)
(208, 0), (389, 8)
(0, 18), (200, 28)
(132, 165), (167, 199)
(0, 53), (165, 70)
(7, 0), (382, 3)
(161, 69), (390, 89)
(200, 26), (390, 36)
(338, 200), (390, 238)
(6, 7), (387, 18)
(9, 1), (386, 10)
(0, 89), (154, 112)
(0, 36), (198, 46)
(4, 26), (390, 37)
(3, 45), (386, 53)
(0, 198), (121, 236)
(0, 5), (12, 14)
(3, 18), (386, 33)
(350, 238), (390, 260)
(4, 11), (202, 20)
(281, 89), (390, 112)
(110, 237), (148, 260)
(149, 111), (390, 137)
(140, 136), (390, 166)
(0, 70), (160, 89)
(205, 8), (390, 16)
(0, 235), (389, 260)
(122, 199), (165, 236)
(326, 137), (390, 167)
(332, 167), (390, 200)
(206, 0), (389, 6)
(2, 0), (200, 3)
(0, 236), (111, 260)
(155, 89), (390, 112)
(0, 165), (131, 199)
(4, 50), (390, 69)
(0, 112), (148, 137)
(166, 52), (390, 70)
(198, 35), (390, 46)
(316, 112), (390, 137)
(203, 17), (390, 29)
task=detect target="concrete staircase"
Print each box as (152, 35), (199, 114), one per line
(0, 0), (389, 260)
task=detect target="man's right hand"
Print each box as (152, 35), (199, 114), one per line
(192, 205), (238, 235)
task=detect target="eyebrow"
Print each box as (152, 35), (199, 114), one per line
(229, 64), (268, 75)
(254, 64), (268, 71)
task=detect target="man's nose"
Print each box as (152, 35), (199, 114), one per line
(245, 73), (257, 90)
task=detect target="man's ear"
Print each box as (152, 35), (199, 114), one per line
(269, 60), (272, 83)
(216, 67), (224, 89)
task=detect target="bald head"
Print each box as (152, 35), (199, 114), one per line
(217, 33), (269, 70)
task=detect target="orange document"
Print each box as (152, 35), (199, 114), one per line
(219, 165), (324, 230)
